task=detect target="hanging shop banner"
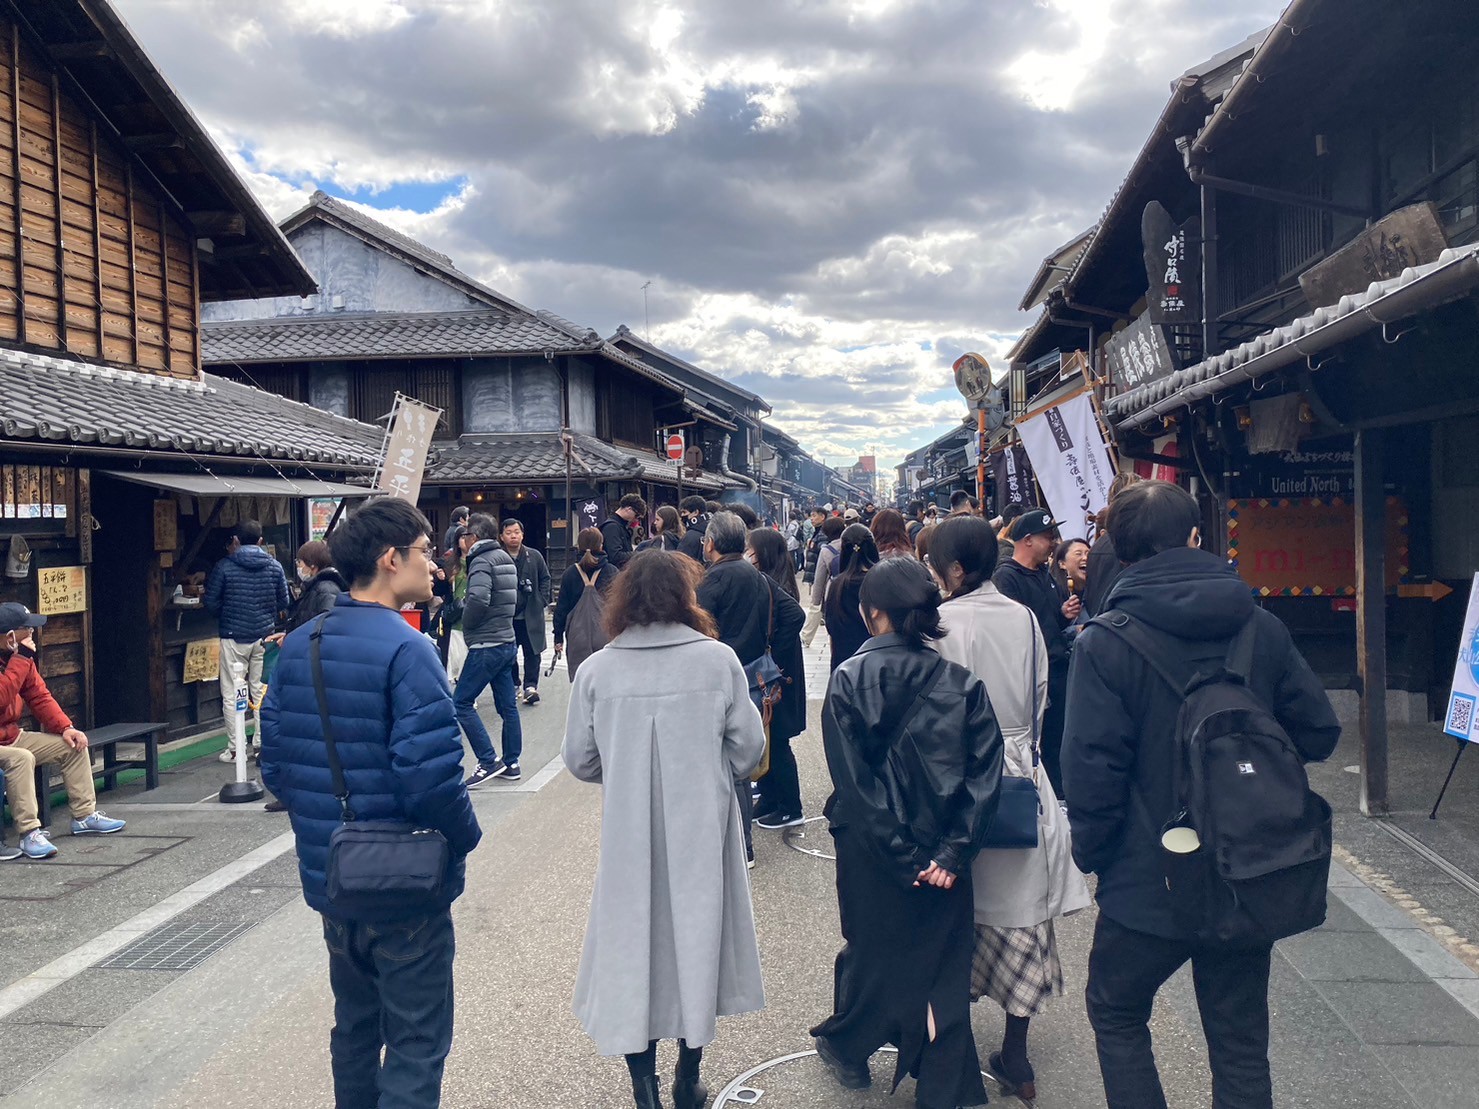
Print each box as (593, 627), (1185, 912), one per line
(991, 445), (1032, 514)
(1105, 313), (1179, 391)
(1143, 201), (1202, 326)
(1016, 393), (1115, 539)
(375, 395), (443, 503)
(1444, 575), (1479, 742)
(1226, 498), (1407, 597)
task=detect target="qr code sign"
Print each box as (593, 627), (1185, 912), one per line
(1446, 693), (1476, 740)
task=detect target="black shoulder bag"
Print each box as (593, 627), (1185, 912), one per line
(980, 606), (1043, 850)
(310, 614), (450, 914)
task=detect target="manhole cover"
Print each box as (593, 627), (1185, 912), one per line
(96, 921), (256, 971)
(716, 1046), (998, 1106)
(782, 817), (835, 860)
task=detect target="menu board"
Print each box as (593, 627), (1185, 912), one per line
(183, 639), (221, 684)
(1227, 498), (1407, 597)
(36, 566), (87, 615)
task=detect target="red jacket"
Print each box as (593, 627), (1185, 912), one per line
(0, 648), (72, 745)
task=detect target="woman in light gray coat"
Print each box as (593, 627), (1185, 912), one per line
(563, 549), (767, 1109)
(929, 516), (1091, 1103)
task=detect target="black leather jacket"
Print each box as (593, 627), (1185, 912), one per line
(822, 634), (1005, 885)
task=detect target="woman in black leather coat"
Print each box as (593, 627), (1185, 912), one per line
(811, 558), (1005, 1109)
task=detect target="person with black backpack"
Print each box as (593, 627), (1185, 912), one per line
(1062, 480), (1340, 1109)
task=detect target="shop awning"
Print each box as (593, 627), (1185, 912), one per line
(1107, 244), (1479, 431)
(100, 472), (377, 498)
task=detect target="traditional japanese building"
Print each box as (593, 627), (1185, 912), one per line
(0, 1), (383, 738)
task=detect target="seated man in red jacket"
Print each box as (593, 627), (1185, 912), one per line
(0, 602), (124, 860)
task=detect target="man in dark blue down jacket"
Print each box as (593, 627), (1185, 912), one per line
(260, 498), (481, 1109)
(1062, 480), (1339, 1109)
(204, 519), (288, 762)
(455, 513), (523, 785)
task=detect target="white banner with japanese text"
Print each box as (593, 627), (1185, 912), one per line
(375, 395), (442, 504)
(1016, 391), (1115, 540)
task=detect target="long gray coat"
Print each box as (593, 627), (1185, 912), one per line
(563, 622), (767, 1056)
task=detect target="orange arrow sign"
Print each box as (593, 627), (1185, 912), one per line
(1398, 582), (1454, 602)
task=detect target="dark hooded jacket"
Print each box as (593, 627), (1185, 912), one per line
(822, 634), (1005, 883)
(205, 544), (290, 642)
(600, 515), (637, 569)
(286, 568), (349, 633)
(1062, 547), (1341, 939)
(1082, 532), (1123, 618)
(677, 514), (709, 564)
(992, 557), (1072, 672)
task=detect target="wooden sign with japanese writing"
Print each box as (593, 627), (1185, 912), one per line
(1299, 203), (1448, 310)
(375, 395), (443, 503)
(36, 566), (86, 615)
(153, 498), (178, 552)
(1105, 313), (1179, 391)
(1227, 498), (1407, 597)
(183, 638), (220, 684)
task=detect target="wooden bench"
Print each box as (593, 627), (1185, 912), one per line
(18, 722), (167, 829)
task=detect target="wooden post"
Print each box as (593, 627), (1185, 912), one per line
(1355, 427), (1389, 815)
(10, 23), (26, 346)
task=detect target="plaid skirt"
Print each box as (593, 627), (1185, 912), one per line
(969, 921), (1064, 1018)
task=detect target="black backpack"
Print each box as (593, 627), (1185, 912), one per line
(1093, 611), (1333, 948)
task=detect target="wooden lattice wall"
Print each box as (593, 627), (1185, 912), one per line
(0, 19), (198, 376)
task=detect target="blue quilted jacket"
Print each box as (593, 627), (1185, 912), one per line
(259, 597), (482, 922)
(205, 545), (290, 641)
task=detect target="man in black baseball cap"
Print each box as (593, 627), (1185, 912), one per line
(993, 507), (1081, 798)
(0, 602), (125, 860)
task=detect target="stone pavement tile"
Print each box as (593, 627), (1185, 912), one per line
(1316, 896), (1370, 932)
(1376, 926), (1478, 982)
(0, 1023), (94, 1092)
(1278, 931), (1429, 983)
(1313, 981), (1479, 1046)
(1369, 1045), (1479, 1109)
(172, 880), (300, 925)
(4, 967), (183, 1029)
(1332, 884), (1427, 930)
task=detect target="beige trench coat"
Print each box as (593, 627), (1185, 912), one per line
(936, 585), (1092, 929)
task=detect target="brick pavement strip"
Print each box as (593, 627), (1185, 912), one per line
(6, 653), (1479, 1107)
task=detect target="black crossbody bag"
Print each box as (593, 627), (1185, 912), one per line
(310, 614), (450, 914)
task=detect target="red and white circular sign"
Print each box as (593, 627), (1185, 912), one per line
(666, 433), (686, 461)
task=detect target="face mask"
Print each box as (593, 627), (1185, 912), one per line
(298, 567), (314, 583)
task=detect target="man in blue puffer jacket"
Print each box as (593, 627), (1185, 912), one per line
(260, 498), (481, 1109)
(204, 520), (289, 761)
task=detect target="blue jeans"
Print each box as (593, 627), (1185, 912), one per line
(454, 643), (523, 769)
(322, 910), (456, 1109)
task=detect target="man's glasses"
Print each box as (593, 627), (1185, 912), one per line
(395, 542), (436, 560)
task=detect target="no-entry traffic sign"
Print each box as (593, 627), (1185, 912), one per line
(666, 433), (685, 461)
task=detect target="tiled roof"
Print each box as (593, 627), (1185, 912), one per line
(1107, 244), (1479, 429)
(610, 326), (768, 411)
(0, 348), (383, 468)
(426, 433), (723, 489)
(203, 310), (588, 364)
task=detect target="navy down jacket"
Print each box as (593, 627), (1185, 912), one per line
(259, 597), (482, 922)
(205, 545), (289, 641)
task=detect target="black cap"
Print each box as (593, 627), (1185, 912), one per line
(0, 602), (46, 633)
(1009, 508), (1061, 541)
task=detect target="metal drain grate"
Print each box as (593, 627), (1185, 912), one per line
(96, 921), (256, 972)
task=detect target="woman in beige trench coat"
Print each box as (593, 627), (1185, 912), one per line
(930, 515), (1092, 1103)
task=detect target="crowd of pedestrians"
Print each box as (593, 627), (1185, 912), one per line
(249, 483), (1338, 1109)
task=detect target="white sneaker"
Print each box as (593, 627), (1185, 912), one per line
(218, 746), (236, 763)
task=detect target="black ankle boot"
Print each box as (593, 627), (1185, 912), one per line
(632, 1074), (664, 1109)
(672, 1070), (708, 1109)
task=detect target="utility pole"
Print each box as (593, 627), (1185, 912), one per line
(641, 281), (653, 340)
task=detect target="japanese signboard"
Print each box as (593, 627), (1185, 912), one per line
(1226, 498), (1407, 596)
(36, 565), (86, 615)
(1300, 203), (1449, 310)
(183, 638), (221, 684)
(991, 445), (1032, 514)
(1105, 313), (1179, 391)
(1239, 446), (1355, 501)
(1142, 201), (1201, 326)
(1444, 576), (1479, 742)
(375, 395), (443, 503)
(1016, 393), (1115, 540)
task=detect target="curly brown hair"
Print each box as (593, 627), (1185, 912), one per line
(603, 550), (717, 640)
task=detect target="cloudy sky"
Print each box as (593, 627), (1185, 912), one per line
(117, 0), (1286, 478)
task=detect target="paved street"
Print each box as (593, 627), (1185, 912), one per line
(0, 634), (1478, 1108)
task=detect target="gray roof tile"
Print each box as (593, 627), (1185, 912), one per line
(203, 309), (588, 364)
(0, 348), (383, 468)
(428, 433), (722, 489)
